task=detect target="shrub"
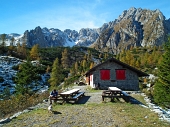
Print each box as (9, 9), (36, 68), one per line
(12, 65), (19, 70)
(0, 91), (49, 119)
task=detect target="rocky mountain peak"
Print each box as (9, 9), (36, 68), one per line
(91, 7), (170, 54)
(1, 7), (170, 55)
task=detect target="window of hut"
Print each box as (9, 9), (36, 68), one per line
(116, 69), (126, 80)
(100, 69), (110, 80)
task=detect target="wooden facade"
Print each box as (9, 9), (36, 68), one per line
(85, 58), (149, 91)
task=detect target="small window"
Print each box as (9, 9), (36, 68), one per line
(116, 70), (125, 80)
(100, 69), (110, 80)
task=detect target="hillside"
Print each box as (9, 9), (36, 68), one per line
(0, 44), (164, 99)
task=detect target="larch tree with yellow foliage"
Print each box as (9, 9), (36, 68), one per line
(48, 58), (63, 88)
(30, 44), (39, 60)
(61, 48), (69, 69)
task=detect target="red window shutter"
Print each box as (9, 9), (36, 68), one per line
(100, 70), (110, 80)
(116, 70), (125, 80)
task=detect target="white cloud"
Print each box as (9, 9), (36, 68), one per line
(18, 5), (107, 32)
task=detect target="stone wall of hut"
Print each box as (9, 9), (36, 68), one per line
(92, 61), (139, 91)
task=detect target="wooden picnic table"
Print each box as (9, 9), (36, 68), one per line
(108, 87), (122, 101)
(108, 87), (122, 91)
(102, 87), (122, 102)
(59, 88), (80, 103)
(102, 87), (130, 102)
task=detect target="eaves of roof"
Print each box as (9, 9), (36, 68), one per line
(85, 58), (149, 77)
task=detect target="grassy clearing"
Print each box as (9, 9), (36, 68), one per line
(130, 93), (147, 105)
(2, 102), (170, 127)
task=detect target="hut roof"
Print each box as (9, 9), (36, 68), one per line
(85, 57), (149, 77)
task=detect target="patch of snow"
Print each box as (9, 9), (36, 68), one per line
(0, 56), (50, 99)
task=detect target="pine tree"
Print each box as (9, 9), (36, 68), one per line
(30, 44), (39, 60)
(8, 37), (15, 55)
(46, 65), (51, 73)
(16, 42), (22, 57)
(83, 54), (87, 60)
(135, 59), (140, 69)
(82, 59), (87, 71)
(153, 37), (170, 107)
(74, 62), (78, 74)
(48, 58), (62, 88)
(130, 45), (133, 50)
(61, 48), (69, 69)
(0, 34), (7, 54)
(10, 37), (15, 46)
(99, 53), (102, 59)
(90, 62), (94, 69)
(21, 42), (27, 58)
(0, 34), (6, 47)
(125, 50), (132, 65)
(15, 59), (39, 95)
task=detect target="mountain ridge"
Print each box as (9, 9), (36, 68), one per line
(1, 7), (170, 54)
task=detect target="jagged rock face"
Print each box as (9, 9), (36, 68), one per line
(76, 28), (99, 46)
(92, 7), (170, 54)
(22, 27), (100, 47)
(23, 26), (76, 47)
(64, 29), (79, 42)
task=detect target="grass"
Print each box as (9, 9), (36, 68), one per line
(131, 93), (147, 105)
(85, 85), (103, 93)
(1, 89), (170, 127)
(2, 102), (170, 127)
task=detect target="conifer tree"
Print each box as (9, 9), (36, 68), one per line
(30, 44), (39, 60)
(0, 34), (7, 54)
(15, 59), (39, 95)
(21, 42), (27, 58)
(82, 59), (87, 71)
(130, 57), (135, 67)
(83, 54), (87, 60)
(125, 50), (131, 65)
(142, 52), (149, 67)
(90, 62), (94, 69)
(48, 58), (62, 88)
(16, 42), (21, 52)
(0, 34), (6, 47)
(10, 37), (15, 46)
(130, 45), (133, 50)
(8, 37), (15, 54)
(74, 61), (78, 74)
(46, 65), (51, 73)
(61, 48), (69, 69)
(153, 37), (170, 107)
(70, 66), (75, 76)
(135, 59), (140, 69)
(99, 53), (102, 59)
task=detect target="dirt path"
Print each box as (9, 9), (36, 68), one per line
(73, 85), (103, 104)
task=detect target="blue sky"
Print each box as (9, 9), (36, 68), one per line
(0, 0), (170, 34)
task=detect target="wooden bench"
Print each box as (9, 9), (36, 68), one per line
(69, 92), (85, 103)
(50, 95), (64, 104)
(121, 91), (130, 102)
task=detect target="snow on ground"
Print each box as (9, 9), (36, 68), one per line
(0, 56), (49, 98)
